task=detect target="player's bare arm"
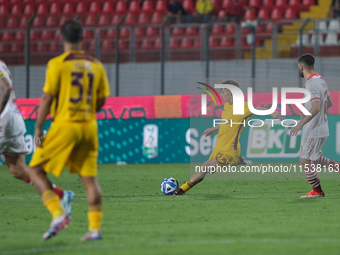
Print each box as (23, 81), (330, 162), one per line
(34, 92), (53, 146)
(254, 107), (284, 120)
(301, 97), (332, 120)
(290, 101), (320, 136)
(0, 77), (12, 114)
(96, 97), (106, 112)
(203, 125), (220, 137)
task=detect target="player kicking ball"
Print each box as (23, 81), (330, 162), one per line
(0, 59), (74, 213)
(174, 79), (283, 195)
(27, 20), (110, 241)
(290, 53), (339, 198)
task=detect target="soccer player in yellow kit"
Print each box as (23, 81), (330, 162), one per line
(174, 79), (283, 195)
(27, 20), (110, 241)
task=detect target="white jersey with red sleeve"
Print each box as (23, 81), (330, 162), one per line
(302, 73), (330, 139)
(0, 60), (26, 138)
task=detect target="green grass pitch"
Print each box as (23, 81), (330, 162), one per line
(1, 163), (340, 255)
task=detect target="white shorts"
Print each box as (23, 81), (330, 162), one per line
(0, 134), (28, 155)
(299, 136), (327, 161)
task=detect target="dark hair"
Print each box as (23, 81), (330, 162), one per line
(221, 79), (239, 88)
(298, 53), (315, 70)
(61, 20), (83, 43)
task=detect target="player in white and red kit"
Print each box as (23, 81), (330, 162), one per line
(0, 59), (75, 211)
(290, 54), (339, 198)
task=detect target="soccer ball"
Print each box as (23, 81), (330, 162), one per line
(160, 177), (179, 195)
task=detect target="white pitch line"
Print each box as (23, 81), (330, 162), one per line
(2, 238), (340, 255)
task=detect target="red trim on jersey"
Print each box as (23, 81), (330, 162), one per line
(307, 73), (323, 80)
(311, 97), (320, 102)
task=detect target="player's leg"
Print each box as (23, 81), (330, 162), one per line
(28, 165), (71, 240)
(4, 153), (74, 212)
(174, 158), (219, 195)
(79, 175), (103, 241)
(313, 155), (340, 170)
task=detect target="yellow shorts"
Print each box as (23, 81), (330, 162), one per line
(209, 147), (240, 167)
(29, 121), (98, 177)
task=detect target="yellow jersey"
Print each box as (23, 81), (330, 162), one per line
(43, 50), (110, 123)
(196, 0), (213, 15)
(215, 102), (252, 151)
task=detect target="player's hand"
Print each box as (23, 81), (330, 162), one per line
(290, 123), (302, 136)
(300, 112), (306, 120)
(271, 111), (284, 121)
(203, 128), (216, 137)
(34, 127), (43, 147)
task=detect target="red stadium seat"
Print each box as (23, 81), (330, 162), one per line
(288, 0), (300, 7)
(225, 24), (236, 34)
(0, 44), (9, 53)
(83, 30), (94, 39)
(193, 39), (201, 48)
(19, 15), (30, 28)
(249, 0), (261, 9)
(11, 4), (22, 14)
(106, 28), (116, 38)
(141, 0), (153, 14)
(49, 42), (59, 52)
(30, 30), (40, 41)
(75, 2), (87, 14)
(41, 30), (53, 40)
(275, 0), (287, 9)
(217, 9), (226, 18)
(211, 24), (224, 35)
(221, 0), (231, 9)
(123, 13), (136, 26)
(209, 37), (219, 48)
(36, 3), (48, 14)
(262, 0), (274, 10)
(62, 3), (74, 14)
(54, 30), (60, 40)
(36, 42), (48, 52)
(220, 37), (234, 47)
(88, 41), (95, 51)
(46, 15), (57, 27)
(102, 40), (114, 51)
(50, 2), (61, 14)
(155, 0), (167, 14)
(102, 1), (114, 14)
(10, 43), (22, 53)
(23, 3), (35, 14)
(271, 8), (282, 20)
(120, 27), (130, 38)
(135, 27), (145, 37)
(182, 0), (194, 14)
(302, 0), (314, 5)
(0, 0), (8, 5)
(145, 27), (158, 37)
(89, 2), (100, 14)
(119, 40), (129, 50)
(14, 31), (25, 41)
(244, 9), (256, 20)
(81, 42), (88, 51)
(284, 7), (297, 19)
(0, 4), (8, 14)
(257, 8), (269, 20)
(111, 14), (123, 25)
(58, 15), (68, 26)
(172, 27), (184, 36)
(154, 38), (161, 49)
(170, 38), (180, 49)
(115, 0), (127, 14)
(265, 22), (273, 33)
(32, 15), (44, 27)
(84, 14), (97, 26)
(140, 39), (153, 49)
(128, 0), (140, 14)
(137, 13), (150, 24)
(6, 16), (18, 28)
(98, 15), (110, 26)
(185, 27), (198, 36)
(2, 32), (14, 41)
(181, 38), (193, 48)
(150, 12), (162, 24)
(9, 0), (20, 4)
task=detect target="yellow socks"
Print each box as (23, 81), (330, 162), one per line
(88, 205), (103, 231)
(181, 181), (194, 192)
(42, 190), (64, 218)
